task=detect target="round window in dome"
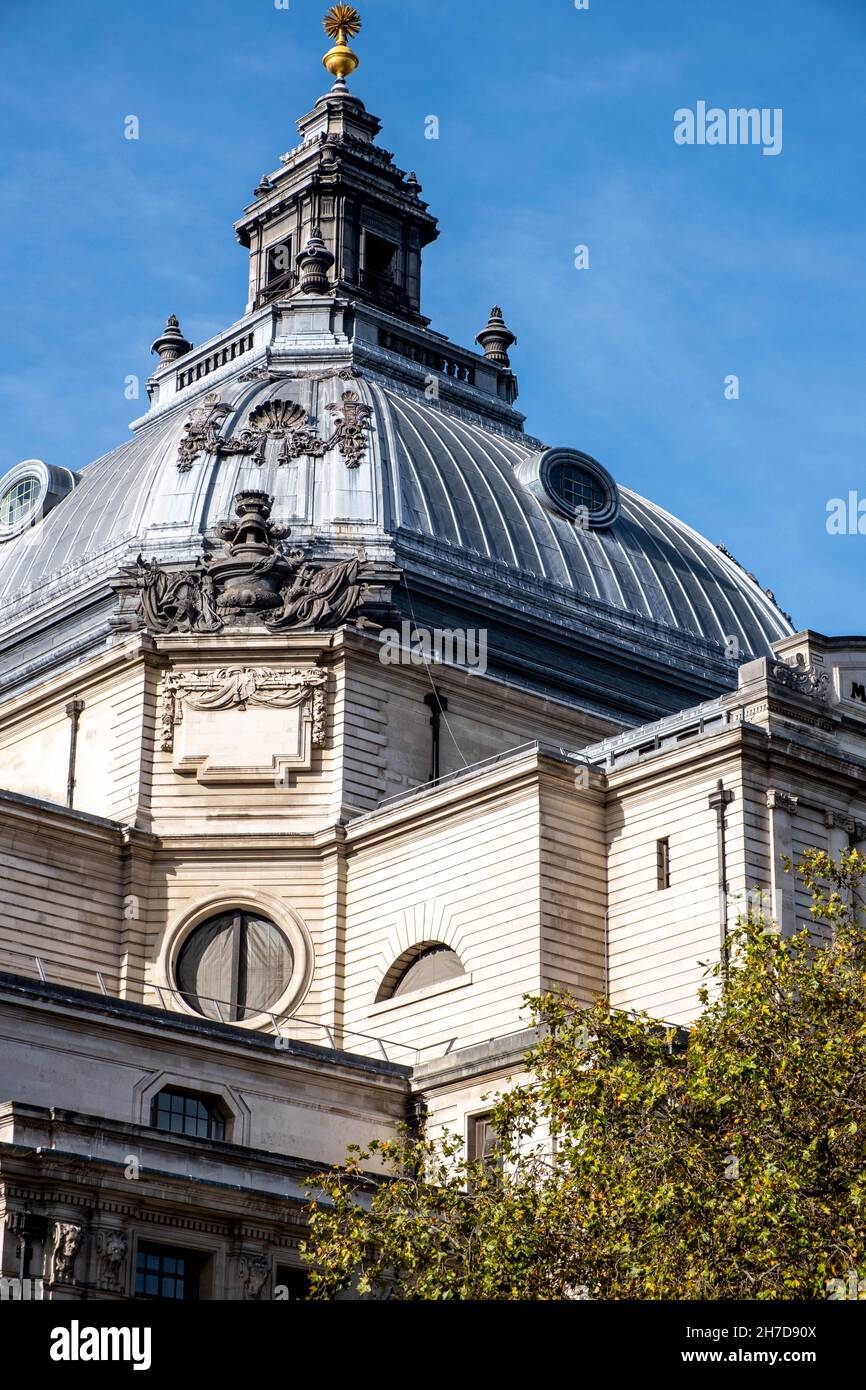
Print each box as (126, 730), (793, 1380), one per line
(0, 459), (76, 542)
(0, 473), (43, 528)
(515, 447), (620, 529)
(547, 460), (607, 516)
(176, 910), (294, 1023)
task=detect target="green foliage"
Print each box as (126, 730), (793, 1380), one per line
(304, 850), (866, 1299)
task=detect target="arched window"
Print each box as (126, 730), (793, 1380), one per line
(176, 910), (294, 1022)
(378, 944), (466, 1002)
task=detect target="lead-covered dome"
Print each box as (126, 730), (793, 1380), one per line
(0, 369), (791, 696)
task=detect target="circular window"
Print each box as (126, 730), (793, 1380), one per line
(516, 447), (620, 529)
(0, 459), (76, 542)
(176, 910), (294, 1022)
(548, 460), (606, 515)
(0, 474), (43, 528)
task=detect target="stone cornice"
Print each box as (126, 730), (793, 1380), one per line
(0, 787), (134, 847)
(0, 973), (410, 1089)
(0, 632), (162, 727)
(344, 743), (602, 851)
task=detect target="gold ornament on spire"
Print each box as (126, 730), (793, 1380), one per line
(322, 5), (362, 82)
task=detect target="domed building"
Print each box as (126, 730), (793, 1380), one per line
(1, 11), (865, 1301)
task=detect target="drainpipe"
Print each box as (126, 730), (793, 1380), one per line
(708, 780), (735, 967)
(65, 699), (85, 808)
(423, 689), (448, 784)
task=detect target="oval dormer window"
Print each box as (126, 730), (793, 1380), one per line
(0, 460), (76, 542)
(516, 448), (620, 529)
(0, 473), (43, 529)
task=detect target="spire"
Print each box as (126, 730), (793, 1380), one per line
(234, 4), (438, 323)
(150, 314), (192, 366)
(322, 5), (362, 84)
(476, 307), (517, 369)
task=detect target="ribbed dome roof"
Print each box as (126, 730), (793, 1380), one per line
(0, 372), (791, 661)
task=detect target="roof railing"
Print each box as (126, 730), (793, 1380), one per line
(0, 945), (455, 1066)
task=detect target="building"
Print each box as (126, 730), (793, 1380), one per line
(1, 9), (864, 1301)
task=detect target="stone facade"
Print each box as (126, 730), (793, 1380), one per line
(0, 47), (862, 1301)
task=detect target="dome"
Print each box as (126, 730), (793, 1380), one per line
(0, 370), (791, 669)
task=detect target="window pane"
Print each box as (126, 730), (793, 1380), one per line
(550, 463), (605, 514)
(152, 1088), (225, 1141)
(136, 1243), (200, 1301)
(392, 946), (464, 998)
(239, 915), (294, 1020)
(176, 913), (236, 1020)
(176, 911), (293, 1022)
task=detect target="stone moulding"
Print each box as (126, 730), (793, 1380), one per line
(160, 665), (328, 754)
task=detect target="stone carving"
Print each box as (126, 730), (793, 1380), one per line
(177, 394), (329, 472)
(130, 491), (367, 636)
(134, 556), (222, 634)
(326, 388), (374, 467)
(770, 656), (829, 704)
(767, 789), (799, 816)
(176, 381), (374, 472)
(242, 399), (331, 466)
(824, 811), (866, 840)
(296, 227), (335, 294)
(96, 1230), (129, 1293)
(161, 666), (328, 752)
(239, 1254), (271, 1300)
(177, 393), (232, 472)
(51, 1222), (82, 1284)
(237, 367), (277, 383)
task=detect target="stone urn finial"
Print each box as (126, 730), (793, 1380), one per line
(296, 227), (336, 294)
(475, 306), (517, 369)
(151, 314), (193, 366)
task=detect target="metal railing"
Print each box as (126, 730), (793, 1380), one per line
(0, 943), (456, 1067)
(352, 741), (539, 821)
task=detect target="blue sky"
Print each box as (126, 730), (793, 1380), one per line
(0, 0), (864, 632)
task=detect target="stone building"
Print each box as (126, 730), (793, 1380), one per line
(0, 13), (864, 1300)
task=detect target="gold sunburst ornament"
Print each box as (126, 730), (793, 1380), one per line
(323, 5), (362, 82)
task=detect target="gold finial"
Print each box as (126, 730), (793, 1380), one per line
(323, 5), (362, 82)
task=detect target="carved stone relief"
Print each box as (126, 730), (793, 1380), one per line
(239, 1254), (271, 1300)
(51, 1222), (83, 1285)
(325, 389), (374, 468)
(95, 1229), (129, 1293)
(175, 376), (373, 473)
(127, 490), (368, 635)
(160, 666), (328, 753)
(770, 656), (829, 704)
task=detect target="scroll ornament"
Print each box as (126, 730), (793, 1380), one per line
(770, 657), (829, 704)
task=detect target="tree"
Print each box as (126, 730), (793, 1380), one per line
(303, 850), (866, 1299)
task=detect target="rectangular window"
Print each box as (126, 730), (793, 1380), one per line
(151, 1088), (225, 1142)
(467, 1113), (500, 1167)
(657, 836), (671, 890)
(266, 238), (293, 283)
(135, 1242), (203, 1301)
